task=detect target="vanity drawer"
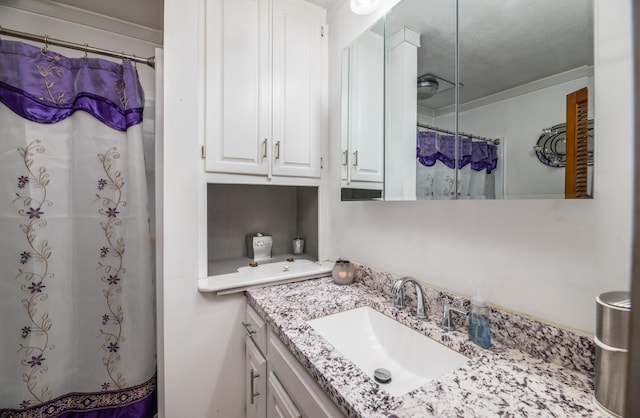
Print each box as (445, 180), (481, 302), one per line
(268, 330), (344, 417)
(244, 304), (267, 355)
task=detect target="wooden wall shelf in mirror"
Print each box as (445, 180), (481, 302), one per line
(340, 0), (594, 201)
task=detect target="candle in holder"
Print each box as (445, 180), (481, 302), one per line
(332, 259), (355, 285)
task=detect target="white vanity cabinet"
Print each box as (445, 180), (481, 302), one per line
(247, 338), (268, 418)
(244, 304), (344, 417)
(205, 0), (326, 182)
(267, 372), (302, 418)
(245, 305), (268, 418)
(267, 329), (343, 417)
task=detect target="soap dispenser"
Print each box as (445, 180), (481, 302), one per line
(468, 293), (491, 349)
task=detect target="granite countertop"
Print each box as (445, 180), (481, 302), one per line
(246, 277), (607, 418)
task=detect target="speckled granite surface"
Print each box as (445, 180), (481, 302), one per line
(354, 265), (596, 377)
(246, 274), (605, 417)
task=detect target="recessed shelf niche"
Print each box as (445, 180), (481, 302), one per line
(207, 183), (319, 276)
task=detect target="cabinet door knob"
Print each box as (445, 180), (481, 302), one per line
(250, 368), (260, 404)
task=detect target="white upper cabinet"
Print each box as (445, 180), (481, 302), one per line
(341, 29), (384, 189)
(348, 30), (384, 183)
(205, 0), (270, 175)
(272, 0), (324, 178)
(205, 0), (326, 182)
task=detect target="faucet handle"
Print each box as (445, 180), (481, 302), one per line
(440, 304), (468, 331)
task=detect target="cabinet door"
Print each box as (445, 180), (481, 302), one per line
(340, 47), (350, 183)
(246, 338), (267, 418)
(205, 0), (271, 175)
(272, 0), (325, 178)
(348, 30), (384, 183)
(267, 371), (302, 418)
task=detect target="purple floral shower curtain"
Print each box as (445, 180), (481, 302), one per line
(0, 40), (156, 417)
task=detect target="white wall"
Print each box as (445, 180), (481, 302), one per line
(161, 0), (247, 416)
(434, 73), (595, 199)
(329, 0), (633, 334)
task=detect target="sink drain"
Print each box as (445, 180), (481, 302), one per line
(374, 368), (392, 384)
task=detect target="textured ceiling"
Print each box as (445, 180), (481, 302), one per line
(384, 0), (594, 110)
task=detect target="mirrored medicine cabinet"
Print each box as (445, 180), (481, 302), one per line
(340, 0), (594, 201)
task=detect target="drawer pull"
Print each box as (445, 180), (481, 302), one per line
(250, 368), (260, 404)
(242, 321), (257, 337)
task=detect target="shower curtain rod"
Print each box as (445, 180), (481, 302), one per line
(417, 122), (500, 145)
(0, 27), (155, 68)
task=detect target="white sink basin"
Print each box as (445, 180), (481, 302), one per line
(306, 307), (469, 396)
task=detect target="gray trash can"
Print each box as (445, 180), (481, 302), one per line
(594, 290), (631, 417)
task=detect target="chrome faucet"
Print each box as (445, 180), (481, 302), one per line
(391, 276), (428, 320)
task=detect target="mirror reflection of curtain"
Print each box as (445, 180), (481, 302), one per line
(417, 131), (457, 199)
(416, 130), (498, 199)
(0, 40), (156, 416)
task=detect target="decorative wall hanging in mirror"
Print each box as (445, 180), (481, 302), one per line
(534, 120), (594, 168)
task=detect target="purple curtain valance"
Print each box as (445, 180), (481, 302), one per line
(0, 40), (144, 131)
(417, 130), (498, 173)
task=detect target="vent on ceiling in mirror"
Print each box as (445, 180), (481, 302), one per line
(417, 73), (456, 100)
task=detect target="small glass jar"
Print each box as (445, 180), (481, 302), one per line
(292, 236), (304, 255)
(332, 259), (355, 285)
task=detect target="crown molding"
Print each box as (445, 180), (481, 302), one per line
(434, 66), (594, 117)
